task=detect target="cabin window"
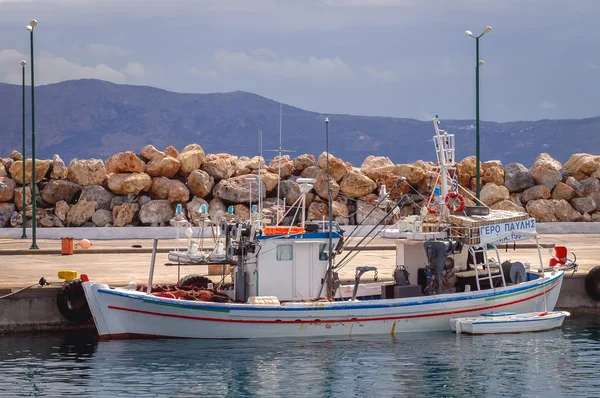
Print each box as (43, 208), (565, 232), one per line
(276, 244), (293, 261)
(319, 244), (329, 261)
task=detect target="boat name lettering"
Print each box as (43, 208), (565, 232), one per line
(479, 219), (536, 244)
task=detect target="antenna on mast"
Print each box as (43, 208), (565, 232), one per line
(266, 102), (295, 225)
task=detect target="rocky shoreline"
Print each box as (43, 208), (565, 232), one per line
(0, 144), (599, 228)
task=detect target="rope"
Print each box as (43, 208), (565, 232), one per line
(0, 284), (37, 299)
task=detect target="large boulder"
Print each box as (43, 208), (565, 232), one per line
(186, 196), (210, 226)
(531, 153), (562, 190)
(564, 153), (600, 176)
(565, 176), (585, 197)
(456, 156), (479, 188)
(580, 178), (600, 196)
(112, 203), (140, 227)
(65, 200), (98, 227)
(177, 144), (206, 174)
(570, 197), (597, 214)
(504, 163), (535, 193)
(551, 182), (575, 201)
(107, 172), (152, 195)
(520, 185), (551, 204)
(9, 159), (52, 184)
(140, 145), (166, 161)
(54, 200), (69, 222)
(149, 177), (190, 203)
(208, 198), (227, 223)
(40, 180), (82, 204)
(9, 151), (22, 161)
(292, 154), (315, 173)
(201, 153), (238, 181)
(307, 201), (328, 221)
(50, 154), (68, 180)
(339, 172), (377, 198)
(0, 177), (16, 202)
(279, 180), (302, 206)
(213, 175), (266, 203)
(301, 166), (340, 201)
(67, 158), (107, 186)
(80, 185), (115, 211)
(14, 186), (31, 211)
(317, 152), (348, 182)
(525, 199), (556, 222)
(480, 183), (509, 206)
(361, 156), (394, 174)
(92, 209), (114, 227)
(0, 203), (15, 227)
(0, 164), (6, 178)
(187, 169), (215, 198)
(551, 199), (583, 222)
(236, 156), (265, 176)
(253, 171), (279, 194)
(232, 204), (250, 222)
(164, 146), (179, 159)
(482, 160), (505, 186)
(268, 155), (295, 179)
(138, 200), (174, 225)
(490, 200), (527, 213)
(106, 151), (146, 174)
(145, 155), (181, 178)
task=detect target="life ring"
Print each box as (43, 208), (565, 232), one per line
(56, 278), (92, 323)
(585, 266), (600, 301)
(445, 192), (465, 213)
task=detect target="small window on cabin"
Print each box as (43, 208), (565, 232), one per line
(319, 244), (328, 261)
(276, 244), (293, 261)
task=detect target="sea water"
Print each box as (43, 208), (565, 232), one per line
(0, 316), (599, 397)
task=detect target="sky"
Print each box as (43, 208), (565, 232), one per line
(0, 0), (599, 122)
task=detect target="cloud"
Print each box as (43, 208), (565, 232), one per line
(188, 67), (220, 80)
(362, 67), (398, 82)
(541, 101), (556, 109)
(87, 44), (130, 58)
(0, 48), (126, 84)
(214, 49), (352, 81)
(585, 61), (600, 70)
(123, 62), (146, 78)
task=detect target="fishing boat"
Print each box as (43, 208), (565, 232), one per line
(449, 311), (571, 335)
(80, 117), (578, 340)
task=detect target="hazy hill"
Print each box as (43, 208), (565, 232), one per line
(1, 79), (598, 167)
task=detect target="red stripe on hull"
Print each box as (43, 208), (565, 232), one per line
(106, 283), (559, 325)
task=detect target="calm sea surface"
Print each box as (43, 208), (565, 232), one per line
(1, 316), (599, 397)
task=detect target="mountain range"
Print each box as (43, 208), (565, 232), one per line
(1, 79), (598, 167)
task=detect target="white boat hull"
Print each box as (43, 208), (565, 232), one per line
(82, 271), (564, 340)
(450, 310), (570, 335)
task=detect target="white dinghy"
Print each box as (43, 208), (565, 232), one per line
(450, 311), (571, 335)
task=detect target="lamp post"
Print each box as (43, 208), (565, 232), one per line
(20, 60), (27, 239)
(325, 117), (333, 299)
(26, 19), (39, 249)
(465, 26), (491, 203)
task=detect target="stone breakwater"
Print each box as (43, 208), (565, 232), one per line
(0, 145), (599, 228)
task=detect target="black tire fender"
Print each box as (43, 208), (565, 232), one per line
(585, 266), (600, 301)
(56, 279), (92, 323)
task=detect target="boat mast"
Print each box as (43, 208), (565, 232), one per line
(267, 103), (294, 225)
(325, 117), (334, 300)
(258, 128), (263, 229)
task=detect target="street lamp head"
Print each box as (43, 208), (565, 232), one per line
(465, 30), (473, 37)
(483, 26), (492, 34)
(20, 60), (27, 67)
(478, 60), (485, 66)
(29, 19), (38, 28)
(325, 117), (329, 123)
(26, 25), (33, 32)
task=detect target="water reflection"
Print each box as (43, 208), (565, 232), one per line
(0, 317), (599, 397)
